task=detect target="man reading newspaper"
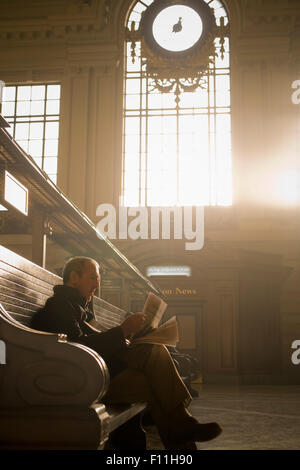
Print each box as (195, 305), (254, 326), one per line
(31, 257), (222, 449)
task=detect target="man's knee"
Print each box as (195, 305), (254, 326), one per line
(126, 343), (171, 370)
(150, 344), (170, 356)
(137, 343), (170, 360)
(146, 344), (176, 369)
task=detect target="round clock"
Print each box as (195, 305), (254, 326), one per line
(153, 5), (203, 52)
(140, 0), (216, 59)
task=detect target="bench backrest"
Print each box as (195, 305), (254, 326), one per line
(0, 244), (127, 330)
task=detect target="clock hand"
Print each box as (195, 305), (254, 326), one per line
(172, 17), (182, 33)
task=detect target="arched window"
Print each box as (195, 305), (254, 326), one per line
(122, 0), (231, 207)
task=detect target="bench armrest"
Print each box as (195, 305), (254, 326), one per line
(0, 303), (110, 407)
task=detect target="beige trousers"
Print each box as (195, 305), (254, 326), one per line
(103, 344), (192, 436)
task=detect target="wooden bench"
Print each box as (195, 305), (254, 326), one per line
(0, 245), (147, 450)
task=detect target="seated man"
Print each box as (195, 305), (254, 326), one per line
(31, 256), (222, 449)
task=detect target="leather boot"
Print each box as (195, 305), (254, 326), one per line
(167, 404), (222, 445)
(156, 427), (198, 450)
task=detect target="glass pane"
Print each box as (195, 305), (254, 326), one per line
(31, 85), (45, 100)
(161, 92), (176, 108)
(3, 86), (16, 101)
(29, 122), (44, 139)
(132, 3), (147, 14)
(44, 157), (58, 174)
(148, 93), (162, 109)
(216, 75), (230, 91)
(46, 100), (60, 114)
(195, 114), (209, 139)
(125, 117), (140, 134)
(215, 51), (229, 69)
(162, 115), (176, 134)
(128, 11), (141, 24)
(124, 153), (139, 173)
(210, 115), (215, 133)
(148, 116), (162, 134)
(126, 78), (140, 95)
(47, 85), (60, 99)
(16, 101), (30, 116)
(216, 131), (231, 152)
(179, 115), (195, 134)
(216, 114), (231, 133)
(194, 89), (208, 107)
(17, 86), (31, 101)
(148, 134), (163, 154)
(44, 139), (58, 156)
(124, 170), (140, 206)
(125, 134), (140, 155)
(216, 91), (230, 107)
(126, 94), (140, 109)
(179, 134), (194, 158)
(179, 91), (198, 108)
(45, 121), (59, 139)
(162, 134), (176, 155)
(1, 101), (15, 116)
(209, 0), (224, 10)
(15, 122), (29, 140)
(30, 100), (44, 115)
(28, 139), (43, 157)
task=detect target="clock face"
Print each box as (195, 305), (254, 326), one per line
(152, 5), (203, 52)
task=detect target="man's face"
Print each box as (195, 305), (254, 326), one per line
(74, 261), (100, 302)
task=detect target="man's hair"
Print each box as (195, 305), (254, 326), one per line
(63, 257), (100, 284)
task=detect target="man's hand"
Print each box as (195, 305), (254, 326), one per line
(120, 313), (146, 338)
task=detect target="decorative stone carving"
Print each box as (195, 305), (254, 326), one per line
(0, 0), (113, 44)
(245, 0), (300, 31)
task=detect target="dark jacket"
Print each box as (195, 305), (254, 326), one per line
(30, 285), (127, 377)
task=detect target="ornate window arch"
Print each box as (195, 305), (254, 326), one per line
(122, 0), (231, 206)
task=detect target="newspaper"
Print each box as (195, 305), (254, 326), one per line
(132, 292), (179, 347)
(133, 315), (179, 347)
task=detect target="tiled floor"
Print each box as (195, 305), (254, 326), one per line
(145, 385), (300, 450)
